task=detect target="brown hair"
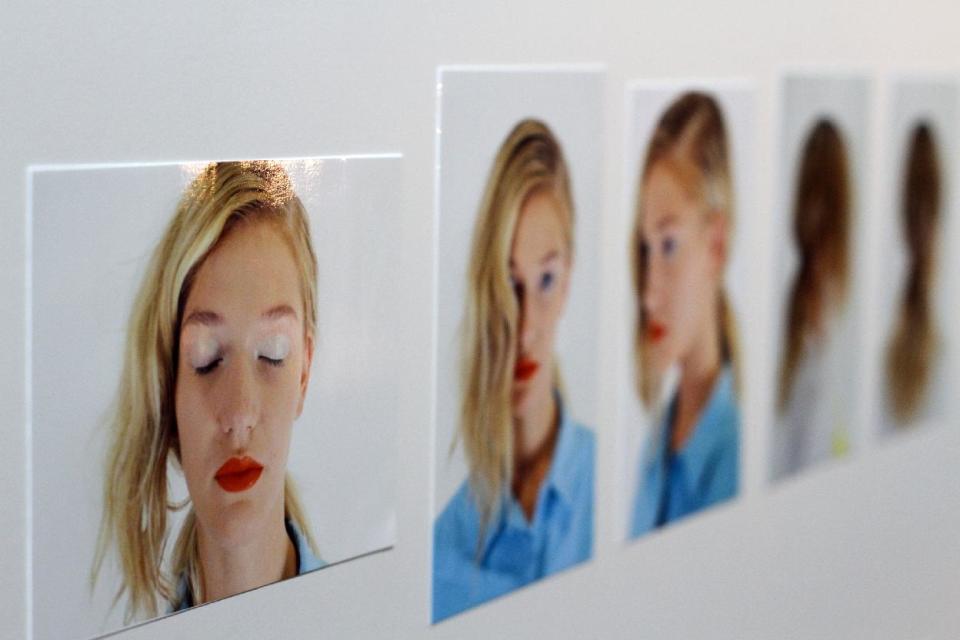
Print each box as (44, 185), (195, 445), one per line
(885, 122), (941, 423)
(459, 119), (574, 547)
(777, 119), (852, 412)
(631, 91), (739, 407)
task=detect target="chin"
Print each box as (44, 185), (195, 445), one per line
(206, 501), (269, 545)
(511, 384), (534, 418)
(648, 346), (674, 373)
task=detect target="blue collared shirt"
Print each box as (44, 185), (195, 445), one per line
(630, 366), (739, 538)
(432, 407), (595, 623)
(172, 517), (325, 611)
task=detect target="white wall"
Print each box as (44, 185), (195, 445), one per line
(1, 2), (959, 639)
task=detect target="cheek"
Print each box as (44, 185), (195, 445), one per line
(261, 363), (304, 444)
(174, 376), (211, 481)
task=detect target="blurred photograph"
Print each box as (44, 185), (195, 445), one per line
(432, 68), (602, 623)
(625, 88), (749, 538)
(770, 76), (870, 481)
(875, 79), (958, 434)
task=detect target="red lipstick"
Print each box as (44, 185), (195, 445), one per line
(215, 456), (264, 493)
(648, 322), (667, 343)
(514, 358), (540, 382)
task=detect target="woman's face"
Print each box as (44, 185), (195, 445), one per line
(640, 161), (725, 374)
(176, 219), (312, 547)
(509, 189), (572, 418)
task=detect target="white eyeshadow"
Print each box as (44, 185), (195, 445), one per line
(189, 335), (221, 369)
(258, 334), (291, 360)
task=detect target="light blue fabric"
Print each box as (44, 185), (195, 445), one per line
(629, 366), (739, 539)
(171, 516), (325, 611)
(432, 404), (595, 623)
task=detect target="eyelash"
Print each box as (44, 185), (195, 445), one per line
(193, 355), (285, 375)
(195, 358), (222, 376)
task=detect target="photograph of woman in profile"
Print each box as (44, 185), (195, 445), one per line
(629, 92), (740, 538)
(884, 121), (942, 429)
(432, 119), (595, 622)
(772, 119), (853, 480)
(92, 161), (324, 621)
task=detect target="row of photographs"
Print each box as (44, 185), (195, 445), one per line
(26, 68), (958, 638)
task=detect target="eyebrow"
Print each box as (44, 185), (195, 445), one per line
(261, 304), (299, 322)
(182, 304), (299, 328)
(182, 310), (223, 327)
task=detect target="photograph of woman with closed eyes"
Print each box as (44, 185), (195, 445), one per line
(91, 161), (323, 617)
(29, 155), (401, 639)
(432, 119), (595, 622)
(628, 91), (741, 538)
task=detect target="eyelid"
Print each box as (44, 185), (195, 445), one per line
(188, 335), (222, 370)
(257, 334), (291, 361)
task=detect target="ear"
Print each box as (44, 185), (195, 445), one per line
(296, 331), (314, 418)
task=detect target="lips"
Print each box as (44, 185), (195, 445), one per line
(215, 456), (264, 492)
(514, 358), (540, 382)
(648, 322), (667, 343)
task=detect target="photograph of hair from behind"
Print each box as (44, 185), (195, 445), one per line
(875, 79), (959, 436)
(624, 85), (753, 540)
(885, 122), (941, 426)
(770, 75), (870, 483)
(773, 119), (852, 479)
(432, 68), (602, 623)
(28, 156), (402, 639)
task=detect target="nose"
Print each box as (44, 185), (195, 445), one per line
(216, 357), (259, 447)
(518, 289), (538, 355)
(642, 258), (663, 316)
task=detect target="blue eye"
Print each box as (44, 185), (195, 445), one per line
(540, 271), (555, 292)
(195, 358), (222, 376)
(662, 236), (677, 257)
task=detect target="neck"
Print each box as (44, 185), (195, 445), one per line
(195, 502), (296, 604)
(512, 385), (560, 521)
(672, 317), (723, 452)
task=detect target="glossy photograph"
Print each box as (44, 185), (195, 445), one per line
(432, 67), (602, 623)
(874, 79), (960, 435)
(621, 81), (756, 540)
(770, 75), (871, 482)
(28, 156), (401, 639)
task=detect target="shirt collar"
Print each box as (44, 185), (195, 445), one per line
(482, 393), (579, 556)
(286, 517), (324, 574)
(659, 366), (736, 489)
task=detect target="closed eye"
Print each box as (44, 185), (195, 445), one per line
(195, 358), (222, 376)
(259, 356), (285, 368)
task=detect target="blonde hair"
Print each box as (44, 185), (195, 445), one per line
(631, 91), (740, 408)
(778, 119), (851, 412)
(885, 122), (941, 424)
(92, 161), (319, 620)
(459, 119), (574, 545)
